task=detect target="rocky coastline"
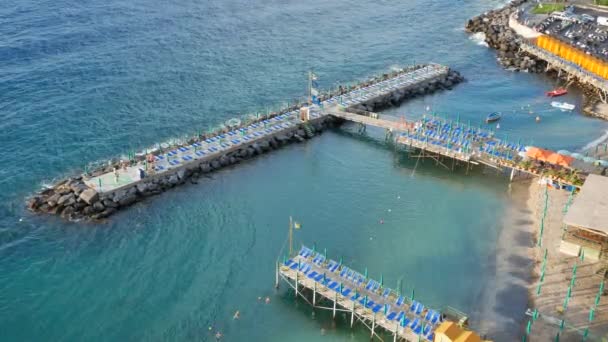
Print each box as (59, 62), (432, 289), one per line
(26, 65), (464, 222)
(465, 0), (546, 73)
(466, 1), (608, 118)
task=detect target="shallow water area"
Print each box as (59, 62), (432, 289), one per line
(1, 0), (607, 340)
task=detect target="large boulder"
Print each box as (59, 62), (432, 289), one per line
(93, 201), (105, 213)
(57, 193), (76, 207)
(118, 193), (137, 207)
(103, 199), (118, 208)
(79, 188), (99, 205)
(61, 206), (75, 219)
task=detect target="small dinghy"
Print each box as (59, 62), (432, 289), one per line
(551, 101), (575, 111)
(485, 112), (501, 123)
(546, 88), (567, 97)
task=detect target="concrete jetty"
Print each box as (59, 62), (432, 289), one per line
(27, 63), (464, 221)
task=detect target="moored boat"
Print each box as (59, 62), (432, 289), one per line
(546, 88), (567, 97)
(485, 112), (501, 123)
(551, 101), (575, 111)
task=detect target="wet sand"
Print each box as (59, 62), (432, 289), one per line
(474, 181), (535, 341)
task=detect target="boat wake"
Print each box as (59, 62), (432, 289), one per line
(581, 129), (608, 152)
(469, 32), (488, 47)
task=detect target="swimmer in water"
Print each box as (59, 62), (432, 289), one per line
(265, 297), (271, 304)
(496, 123), (500, 129)
(536, 116), (541, 122)
(380, 219), (384, 224)
(233, 310), (240, 319)
(215, 332), (222, 340)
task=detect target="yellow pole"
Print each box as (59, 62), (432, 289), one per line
(289, 216), (293, 257)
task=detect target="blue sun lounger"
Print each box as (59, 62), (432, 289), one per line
(298, 246), (312, 258)
(382, 288), (391, 298)
(365, 300), (375, 308)
(289, 262), (298, 270)
(423, 324), (432, 336)
(365, 280), (375, 291)
(205, 139), (213, 143)
(155, 155), (164, 161)
(314, 273), (324, 282)
(339, 267), (349, 277)
(154, 166), (165, 172)
(387, 311), (398, 321)
(326, 260), (339, 272)
(178, 147), (189, 152)
(328, 281), (338, 290)
(424, 310), (434, 321)
(307, 271), (318, 279)
(411, 318), (422, 334)
(182, 155), (193, 161)
(341, 288), (351, 296)
(372, 304), (382, 313)
(284, 259), (294, 267)
(169, 160), (180, 166)
(400, 317), (411, 327)
(430, 311), (440, 324)
(167, 150), (178, 156)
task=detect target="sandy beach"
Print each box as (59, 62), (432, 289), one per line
(525, 180), (608, 341)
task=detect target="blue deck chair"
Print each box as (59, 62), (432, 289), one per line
(289, 262), (298, 270)
(178, 147), (188, 152)
(205, 139), (213, 143)
(423, 324), (432, 336)
(314, 273), (324, 282)
(341, 288), (351, 296)
(382, 288), (391, 298)
(372, 282), (380, 291)
(326, 260), (336, 271)
(307, 271), (318, 279)
(312, 253), (322, 264)
(410, 317), (420, 329)
(328, 281), (338, 290)
(365, 300), (375, 308)
(195, 150), (206, 156)
(396, 296), (405, 306)
(284, 259), (294, 267)
(351, 293), (360, 301)
(330, 263), (339, 272)
(365, 280), (375, 291)
(182, 156), (193, 161)
(400, 317), (411, 328)
(207, 148), (215, 153)
(424, 310), (433, 321)
(431, 311), (440, 324)
(169, 160), (180, 166)
(416, 303), (424, 315)
(387, 311), (397, 321)
(339, 267), (349, 278)
(410, 301), (419, 313)
(219, 134), (226, 139)
(372, 304), (382, 313)
(154, 166), (165, 172)
(155, 155), (164, 161)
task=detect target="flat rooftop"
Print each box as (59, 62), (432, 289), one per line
(564, 174), (608, 234)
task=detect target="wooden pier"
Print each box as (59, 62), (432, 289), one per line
(277, 245), (473, 342)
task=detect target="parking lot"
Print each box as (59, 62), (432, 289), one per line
(531, 6), (608, 60)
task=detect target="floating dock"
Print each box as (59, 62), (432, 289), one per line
(277, 245), (472, 342)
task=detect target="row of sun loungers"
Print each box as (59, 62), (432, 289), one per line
(288, 246), (443, 340)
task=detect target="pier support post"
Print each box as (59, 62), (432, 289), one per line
(510, 167), (515, 182)
(313, 281), (316, 307)
(351, 301), (355, 327)
(295, 271), (299, 298)
(275, 262), (279, 289)
(333, 292), (337, 319)
(371, 313), (375, 338)
(393, 323), (398, 342)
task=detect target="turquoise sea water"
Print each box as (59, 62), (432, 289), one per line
(1, 0), (608, 341)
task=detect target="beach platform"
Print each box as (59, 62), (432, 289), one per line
(277, 245), (471, 342)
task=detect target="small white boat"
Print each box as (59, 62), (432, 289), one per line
(551, 101), (575, 111)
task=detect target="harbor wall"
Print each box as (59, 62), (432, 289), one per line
(26, 66), (464, 222)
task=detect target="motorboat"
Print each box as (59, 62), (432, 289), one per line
(485, 112), (501, 123)
(546, 88), (567, 97)
(551, 101), (575, 111)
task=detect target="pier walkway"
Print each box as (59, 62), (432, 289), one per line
(85, 64), (449, 194)
(278, 245), (470, 342)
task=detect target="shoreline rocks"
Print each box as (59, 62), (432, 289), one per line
(26, 65), (465, 222)
(465, 0), (546, 73)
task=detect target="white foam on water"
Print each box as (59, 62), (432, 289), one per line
(469, 32), (488, 47)
(580, 129), (608, 152)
